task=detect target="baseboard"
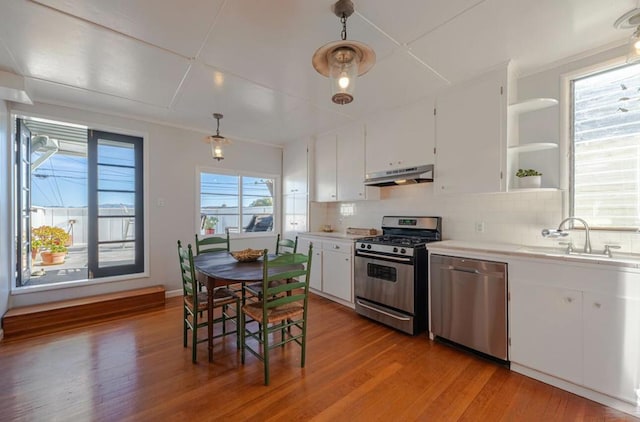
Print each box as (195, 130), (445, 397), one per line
(165, 289), (183, 298)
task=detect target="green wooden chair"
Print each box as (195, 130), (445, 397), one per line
(177, 240), (240, 363)
(275, 233), (298, 255)
(240, 243), (313, 385)
(244, 234), (299, 302)
(195, 229), (230, 255)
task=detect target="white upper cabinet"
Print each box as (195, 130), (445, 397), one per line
(434, 66), (507, 194)
(314, 124), (378, 202)
(365, 96), (435, 174)
(283, 139), (309, 195)
(314, 132), (338, 202)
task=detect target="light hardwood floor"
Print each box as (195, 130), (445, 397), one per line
(0, 294), (635, 421)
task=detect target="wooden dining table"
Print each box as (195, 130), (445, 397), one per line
(193, 251), (300, 363)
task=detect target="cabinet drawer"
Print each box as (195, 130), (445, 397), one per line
(322, 240), (352, 253)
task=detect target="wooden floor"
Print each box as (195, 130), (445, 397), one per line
(0, 294), (636, 421)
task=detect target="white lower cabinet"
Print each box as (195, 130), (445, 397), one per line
(583, 291), (640, 404)
(510, 280), (583, 385)
(509, 259), (640, 406)
(298, 235), (353, 305)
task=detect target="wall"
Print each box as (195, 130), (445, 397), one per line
(315, 43), (640, 255)
(0, 100), (9, 329)
(7, 102), (282, 307)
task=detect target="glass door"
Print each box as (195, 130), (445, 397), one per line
(16, 119), (32, 285)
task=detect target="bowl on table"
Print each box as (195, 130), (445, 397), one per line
(230, 248), (264, 262)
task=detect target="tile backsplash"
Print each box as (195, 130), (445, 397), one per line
(310, 183), (640, 254)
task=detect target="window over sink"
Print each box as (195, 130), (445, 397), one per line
(570, 61), (640, 230)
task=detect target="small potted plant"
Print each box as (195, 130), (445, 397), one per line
(203, 216), (219, 235)
(32, 225), (70, 265)
(516, 168), (542, 189)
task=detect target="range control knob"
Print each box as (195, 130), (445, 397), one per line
(400, 248), (406, 254)
(360, 243), (365, 249)
(367, 244), (372, 249)
(393, 247), (398, 253)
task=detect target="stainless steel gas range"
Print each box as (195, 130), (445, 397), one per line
(354, 216), (442, 335)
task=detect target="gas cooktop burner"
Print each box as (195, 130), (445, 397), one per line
(360, 235), (428, 247)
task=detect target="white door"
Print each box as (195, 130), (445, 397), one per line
(314, 133), (337, 202)
(322, 250), (352, 302)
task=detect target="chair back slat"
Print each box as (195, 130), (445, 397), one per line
(177, 240), (198, 306)
(195, 230), (230, 255)
(275, 234), (298, 255)
(261, 243), (313, 310)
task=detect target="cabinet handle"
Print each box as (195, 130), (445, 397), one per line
(564, 297), (574, 304)
(334, 245), (340, 249)
(594, 302), (601, 308)
(345, 258), (349, 261)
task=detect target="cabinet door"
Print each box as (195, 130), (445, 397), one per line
(365, 97), (435, 174)
(283, 140), (308, 194)
(283, 193), (308, 238)
(337, 124), (366, 201)
(435, 67), (506, 193)
(314, 133), (337, 202)
(322, 249), (352, 302)
(583, 292), (640, 403)
(510, 280), (583, 384)
(296, 237), (322, 291)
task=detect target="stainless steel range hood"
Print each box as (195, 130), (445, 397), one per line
(364, 164), (434, 187)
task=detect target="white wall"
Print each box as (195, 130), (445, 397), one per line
(315, 43), (640, 255)
(0, 100), (9, 325)
(7, 102), (282, 306)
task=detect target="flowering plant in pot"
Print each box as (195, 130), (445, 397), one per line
(516, 168), (542, 188)
(32, 225), (70, 265)
(203, 216), (219, 235)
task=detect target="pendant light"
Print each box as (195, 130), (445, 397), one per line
(312, 0), (375, 105)
(614, 8), (640, 63)
(204, 113), (230, 161)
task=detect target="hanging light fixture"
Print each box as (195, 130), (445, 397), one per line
(312, 0), (375, 105)
(614, 8), (640, 63)
(204, 113), (231, 161)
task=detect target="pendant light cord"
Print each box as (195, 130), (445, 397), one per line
(341, 14), (347, 40)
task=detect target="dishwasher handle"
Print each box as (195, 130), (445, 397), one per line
(446, 265), (505, 279)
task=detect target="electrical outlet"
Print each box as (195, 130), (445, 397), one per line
(475, 222), (485, 233)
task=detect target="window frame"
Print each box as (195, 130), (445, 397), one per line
(196, 166), (279, 239)
(11, 112), (149, 293)
(561, 55), (640, 231)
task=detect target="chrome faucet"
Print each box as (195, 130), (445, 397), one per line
(556, 217), (592, 254)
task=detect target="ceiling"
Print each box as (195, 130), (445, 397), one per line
(0, 0), (635, 146)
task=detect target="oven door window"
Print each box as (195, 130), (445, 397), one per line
(367, 263), (397, 282)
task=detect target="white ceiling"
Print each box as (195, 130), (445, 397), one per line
(0, 0), (634, 145)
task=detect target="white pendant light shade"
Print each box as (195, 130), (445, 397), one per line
(615, 8), (640, 63)
(628, 27), (640, 63)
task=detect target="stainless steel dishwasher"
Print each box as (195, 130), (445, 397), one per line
(430, 254), (508, 361)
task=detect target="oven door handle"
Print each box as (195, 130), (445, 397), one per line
(356, 300), (411, 321)
(355, 251), (412, 263)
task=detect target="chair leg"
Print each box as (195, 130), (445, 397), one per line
(240, 309), (246, 364)
(263, 322), (270, 386)
(281, 321), (286, 348)
(301, 318), (307, 368)
(192, 311), (198, 363)
(235, 300), (241, 349)
(183, 307), (188, 348)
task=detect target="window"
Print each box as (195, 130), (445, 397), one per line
(15, 117), (144, 288)
(199, 170), (276, 235)
(571, 62), (640, 229)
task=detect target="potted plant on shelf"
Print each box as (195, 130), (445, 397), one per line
(203, 216), (219, 235)
(516, 168), (542, 189)
(32, 225), (70, 265)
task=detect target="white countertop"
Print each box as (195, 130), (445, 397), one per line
(428, 240), (640, 269)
